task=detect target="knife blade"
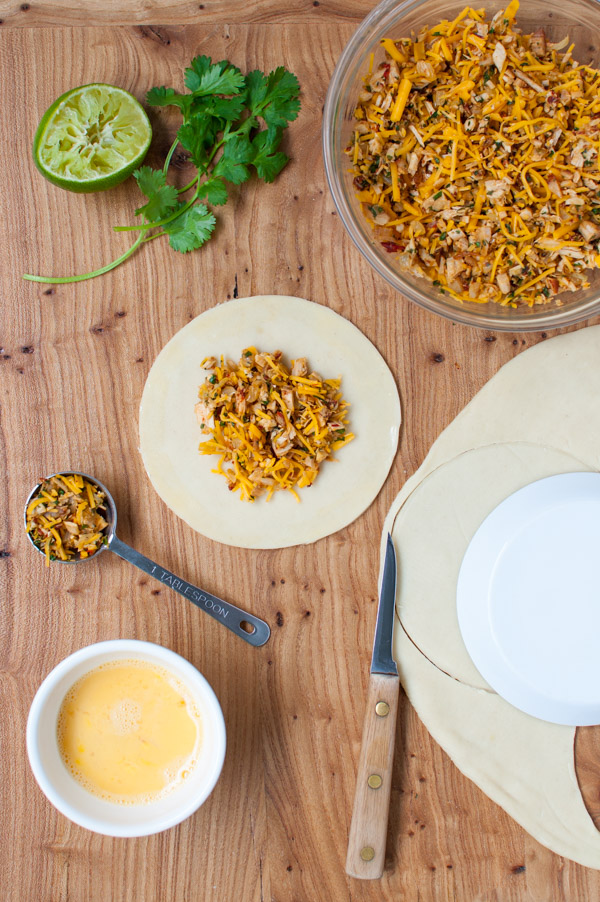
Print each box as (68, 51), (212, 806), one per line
(371, 534), (398, 676)
(346, 533), (400, 880)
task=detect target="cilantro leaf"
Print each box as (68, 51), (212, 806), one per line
(163, 203), (216, 253)
(184, 56), (245, 96)
(146, 86), (179, 106)
(213, 135), (253, 184)
(135, 189), (179, 223)
(197, 177), (228, 206)
(262, 68), (301, 127)
(178, 118), (222, 169)
(244, 67), (300, 128)
(245, 70), (268, 111)
(134, 166), (167, 198)
(213, 156), (250, 185)
(207, 95), (247, 121)
(250, 129), (289, 182)
(214, 128), (290, 183)
(189, 93), (246, 123)
(183, 55), (212, 91)
(133, 167), (179, 221)
(146, 86), (192, 117)
(221, 134), (255, 163)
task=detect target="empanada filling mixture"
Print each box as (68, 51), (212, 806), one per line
(196, 349), (354, 501)
(26, 474), (108, 564)
(348, 0), (600, 307)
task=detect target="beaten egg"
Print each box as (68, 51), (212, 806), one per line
(57, 659), (201, 804)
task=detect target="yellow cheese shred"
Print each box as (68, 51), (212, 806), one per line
(390, 78), (412, 123)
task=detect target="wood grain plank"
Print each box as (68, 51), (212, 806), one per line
(576, 727), (600, 830)
(0, 0), (373, 28)
(2, 19), (600, 902)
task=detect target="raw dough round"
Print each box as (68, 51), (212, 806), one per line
(392, 442), (592, 689)
(139, 296), (401, 548)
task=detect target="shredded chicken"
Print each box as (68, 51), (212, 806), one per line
(26, 474), (108, 565)
(348, 0), (600, 308)
(195, 349), (354, 502)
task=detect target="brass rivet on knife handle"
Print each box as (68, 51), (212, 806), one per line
(368, 774), (383, 789)
(375, 701), (390, 717)
(360, 847), (375, 862)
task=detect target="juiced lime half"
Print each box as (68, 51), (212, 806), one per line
(33, 83), (152, 193)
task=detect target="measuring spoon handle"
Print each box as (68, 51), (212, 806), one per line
(108, 536), (270, 646)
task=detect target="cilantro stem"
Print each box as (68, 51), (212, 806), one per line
(23, 232), (146, 284)
(142, 231), (168, 243)
(178, 175), (198, 194)
(163, 137), (179, 176)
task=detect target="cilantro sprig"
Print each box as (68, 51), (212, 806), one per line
(24, 57), (300, 284)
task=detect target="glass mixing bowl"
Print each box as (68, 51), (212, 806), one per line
(323, 0), (600, 330)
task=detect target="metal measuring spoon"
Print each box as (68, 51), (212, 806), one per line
(24, 471), (270, 647)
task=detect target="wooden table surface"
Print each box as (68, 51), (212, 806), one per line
(2, 2), (600, 900)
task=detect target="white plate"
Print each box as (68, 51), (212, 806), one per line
(457, 472), (600, 726)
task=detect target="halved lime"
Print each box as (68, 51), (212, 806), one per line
(33, 84), (152, 193)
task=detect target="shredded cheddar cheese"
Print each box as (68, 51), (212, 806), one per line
(195, 350), (354, 502)
(349, 2), (600, 308)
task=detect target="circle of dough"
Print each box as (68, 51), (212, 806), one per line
(139, 296), (401, 549)
(391, 442), (592, 689)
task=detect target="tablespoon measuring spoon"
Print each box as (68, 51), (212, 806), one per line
(24, 472), (270, 646)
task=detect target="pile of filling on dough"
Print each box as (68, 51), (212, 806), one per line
(348, 0), (600, 307)
(195, 348), (354, 501)
(26, 474), (109, 565)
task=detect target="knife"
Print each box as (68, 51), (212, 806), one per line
(346, 534), (399, 880)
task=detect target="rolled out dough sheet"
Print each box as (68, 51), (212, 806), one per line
(396, 621), (600, 869)
(387, 325), (600, 506)
(140, 296), (400, 549)
(383, 326), (600, 868)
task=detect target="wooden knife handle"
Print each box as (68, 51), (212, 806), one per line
(345, 672), (400, 879)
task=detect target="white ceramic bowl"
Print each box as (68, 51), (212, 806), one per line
(26, 639), (226, 837)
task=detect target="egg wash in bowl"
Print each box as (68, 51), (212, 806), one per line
(57, 658), (201, 805)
